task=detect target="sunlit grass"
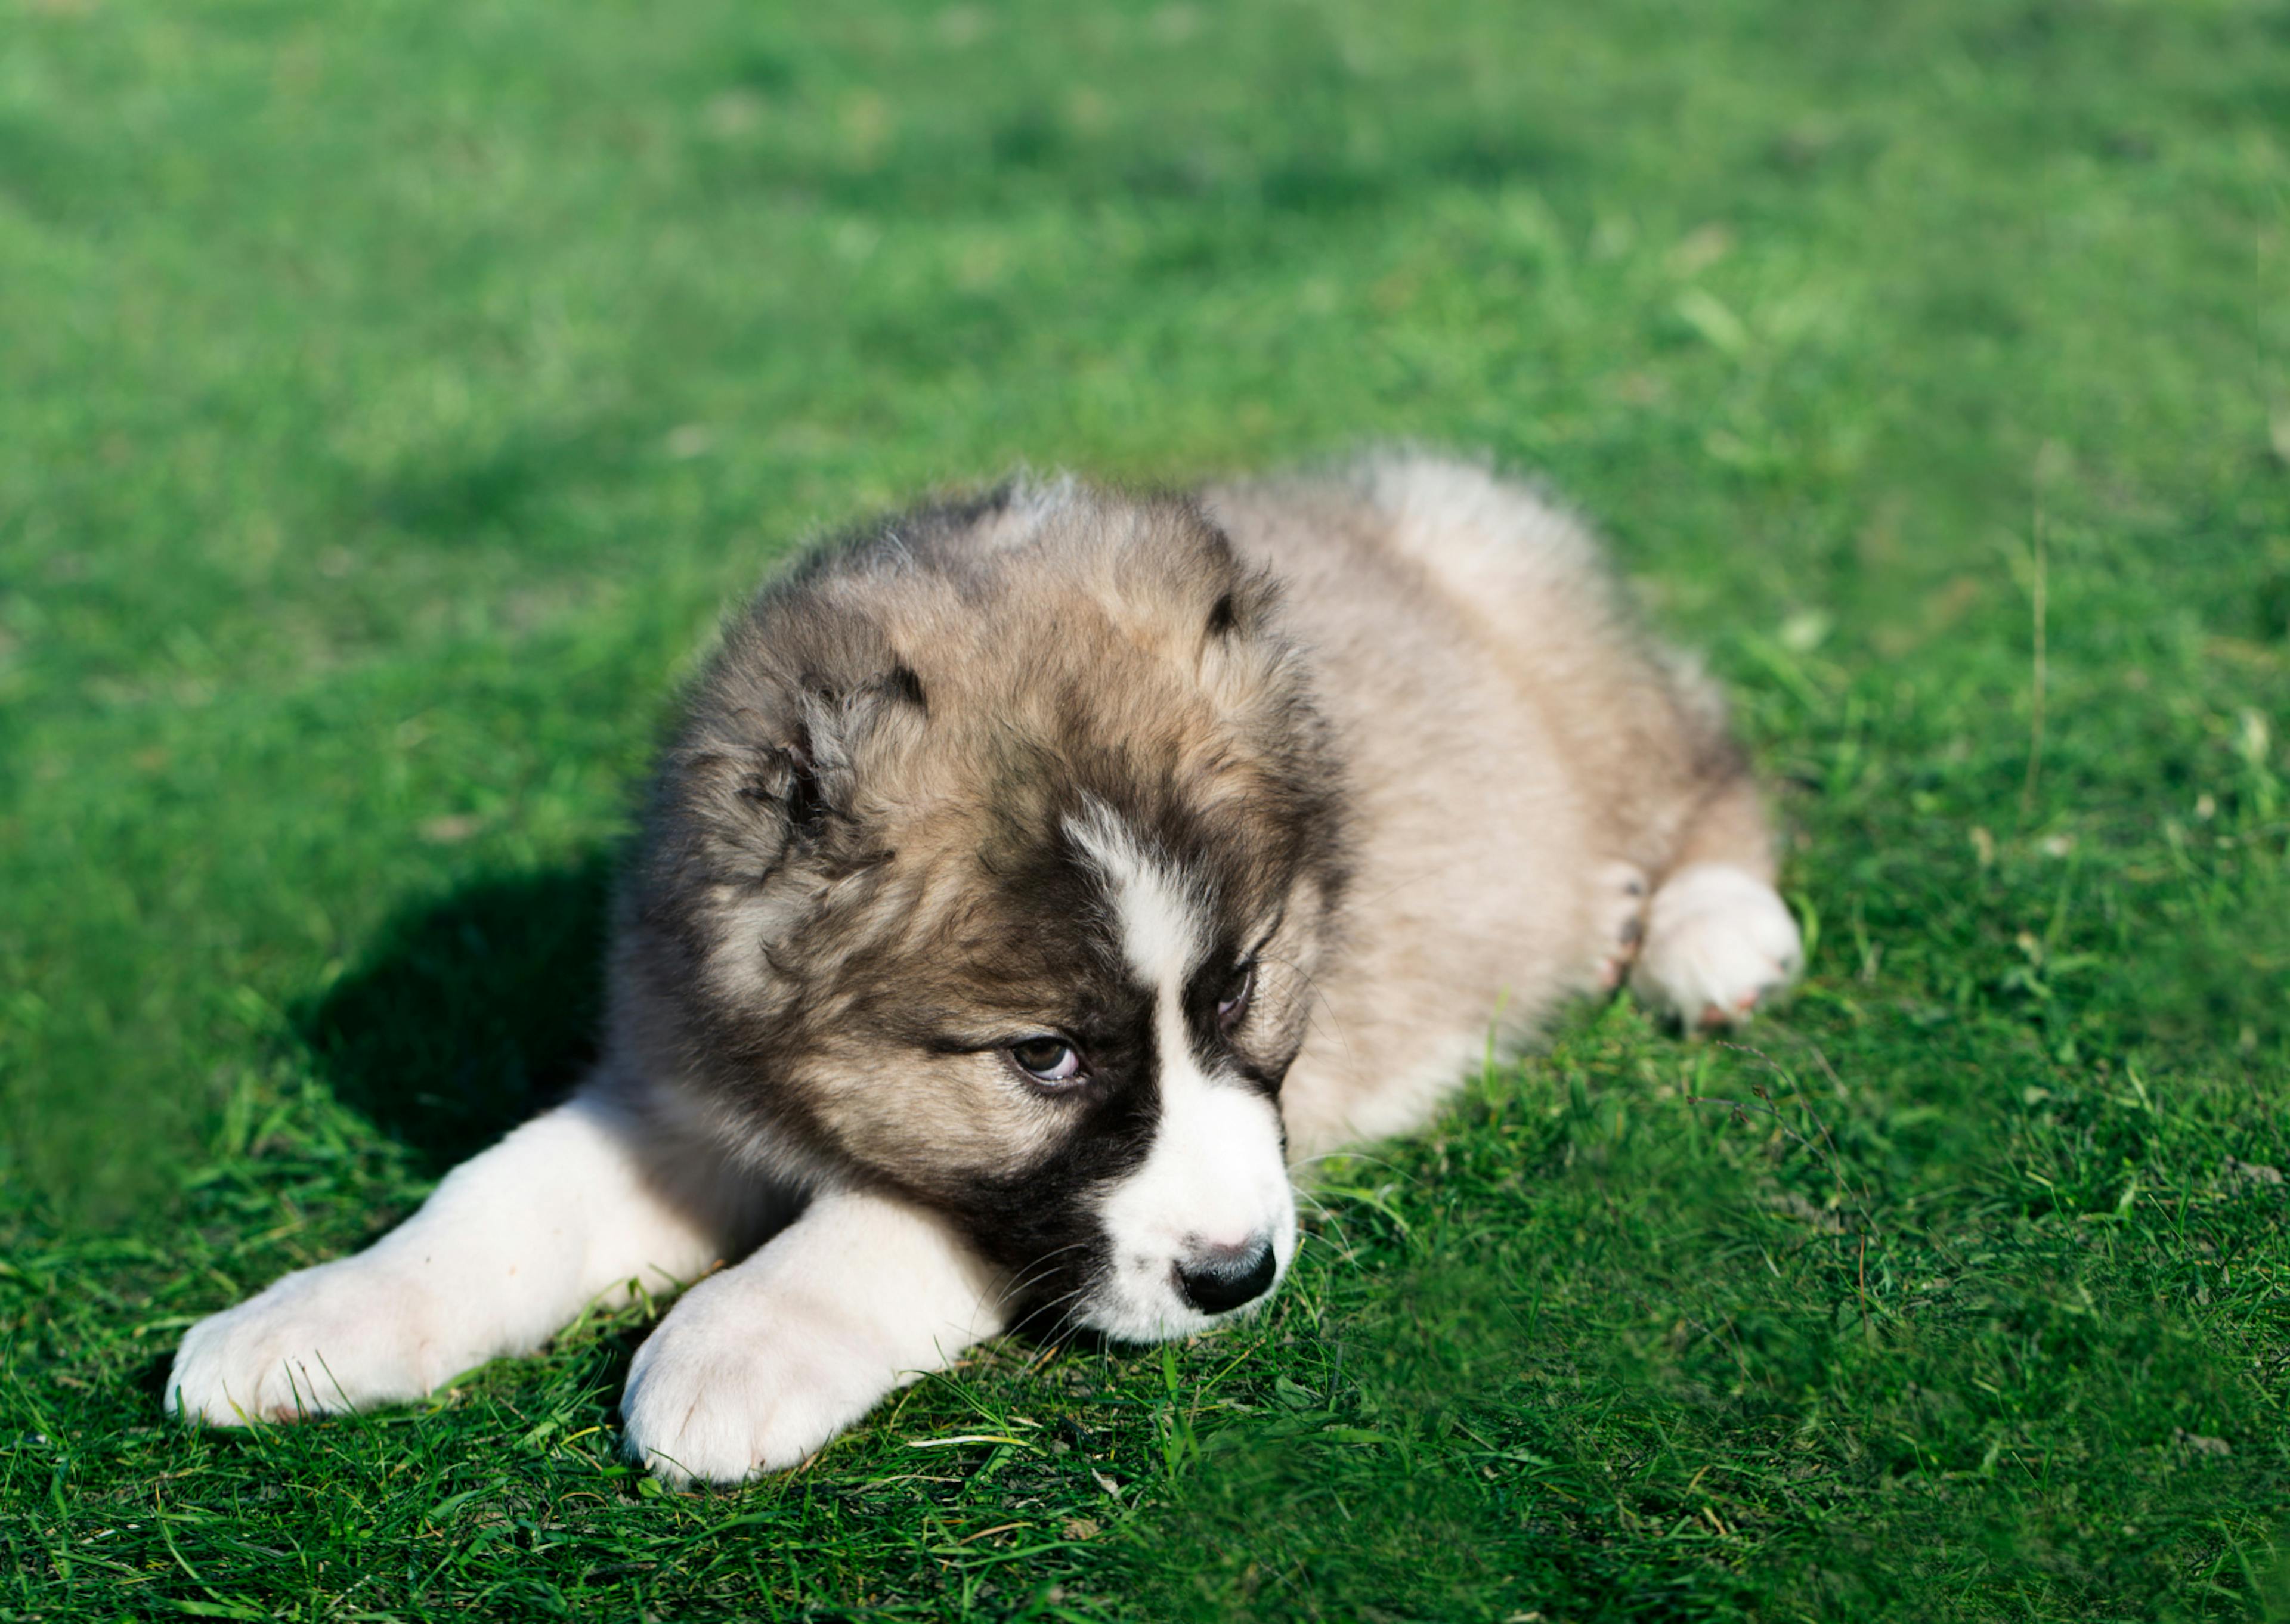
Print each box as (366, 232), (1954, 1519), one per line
(5, 0), (2288, 1617)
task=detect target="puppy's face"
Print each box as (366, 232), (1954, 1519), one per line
(629, 487), (1348, 1339)
(815, 793), (1328, 1340)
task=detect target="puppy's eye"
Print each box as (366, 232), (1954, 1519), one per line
(1008, 1037), (1084, 1086)
(1217, 960), (1256, 1031)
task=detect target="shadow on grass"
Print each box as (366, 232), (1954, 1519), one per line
(291, 852), (618, 1176)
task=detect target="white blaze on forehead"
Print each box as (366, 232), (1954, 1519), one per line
(1064, 800), (1297, 1341)
(1064, 799), (1212, 988)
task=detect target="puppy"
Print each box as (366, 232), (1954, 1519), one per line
(168, 453), (1801, 1483)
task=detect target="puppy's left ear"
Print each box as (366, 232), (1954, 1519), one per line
(1105, 497), (1283, 665)
(1183, 524), (1291, 711)
(1198, 562), (1281, 652)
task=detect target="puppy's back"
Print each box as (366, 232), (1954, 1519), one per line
(1207, 455), (1758, 1149)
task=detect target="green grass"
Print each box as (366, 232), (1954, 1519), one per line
(5, 0), (2289, 1616)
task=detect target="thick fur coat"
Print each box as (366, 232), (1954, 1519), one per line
(168, 454), (1802, 1483)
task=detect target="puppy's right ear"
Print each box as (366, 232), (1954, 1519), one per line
(660, 696), (853, 885)
(635, 587), (930, 981)
(731, 721), (830, 843)
(657, 648), (929, 890)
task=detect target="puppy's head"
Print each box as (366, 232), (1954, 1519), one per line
(624, 482), (1348, 1339)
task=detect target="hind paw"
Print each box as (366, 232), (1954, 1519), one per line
(1632, 864), (1802, 1029)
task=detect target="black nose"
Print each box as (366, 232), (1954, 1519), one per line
(1172, 1240), (1278, 1314)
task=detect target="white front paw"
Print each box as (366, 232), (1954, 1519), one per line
(1633, 863), (1803, 1029)
(620, 1272), (907, 1486)
(167, 1260), (445, 1425)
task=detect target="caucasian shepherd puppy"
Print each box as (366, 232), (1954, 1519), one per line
(169, 454), (1802, 1483)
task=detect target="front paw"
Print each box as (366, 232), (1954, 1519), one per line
(166, 1260), (444, 1425)
(620, 1272), (905, 1486)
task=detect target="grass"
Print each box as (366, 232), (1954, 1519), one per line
(4, 0), (2289, 1616)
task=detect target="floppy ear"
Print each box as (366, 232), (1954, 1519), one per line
(1198, 561), (1281, 652)
(739, 730), (828, 834)
(660, 653), (929, 892)
(669, 702), (846, 882)
(1190, 543), (1293, 713)
(1098, 497), (1283, 667)
(726, 712), (833, 852)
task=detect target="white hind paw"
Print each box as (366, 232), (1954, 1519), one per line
(1632, 864), (1802, 1030)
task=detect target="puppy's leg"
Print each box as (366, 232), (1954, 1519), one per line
(621, 1186), (1008, 1485)
(1591, 860), (1650, 993)
(167, 1080), (766, 1425)
(1633, 782), (1802, 1028)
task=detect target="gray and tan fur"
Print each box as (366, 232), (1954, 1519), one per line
(168, 453), (1802, 1483)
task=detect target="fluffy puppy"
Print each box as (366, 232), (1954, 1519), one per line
(168, 453), (1802, 1483)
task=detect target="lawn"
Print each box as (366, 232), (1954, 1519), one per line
(5, 0), (2289, 1617)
